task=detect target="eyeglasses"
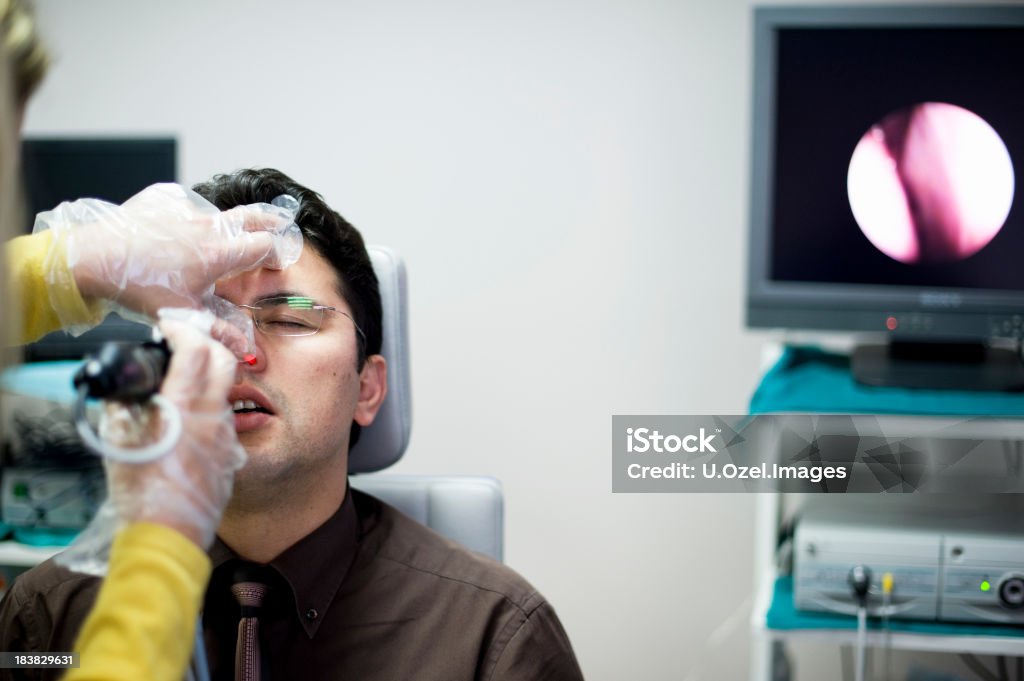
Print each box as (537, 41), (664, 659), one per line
(238, 296), (366, 347)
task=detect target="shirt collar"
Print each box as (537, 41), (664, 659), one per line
(209, 483), (360, 638)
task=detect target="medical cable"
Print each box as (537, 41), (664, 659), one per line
(848, 565), (871, 681)
(189, 615), (211, 681)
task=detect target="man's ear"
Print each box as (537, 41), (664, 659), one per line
(354, 355), (387, 427)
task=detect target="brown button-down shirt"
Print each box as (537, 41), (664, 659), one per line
(0, 489), (584, 680)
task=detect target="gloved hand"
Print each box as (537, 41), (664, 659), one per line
(34, 183), (302, 345)
(100, 308), (246, 548)
(56, 309), (245, 575)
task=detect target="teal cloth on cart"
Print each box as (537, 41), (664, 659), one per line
(13, 527), (78, 547)
(767, 576), (1024, 638)
(750, 346), (1024, 416)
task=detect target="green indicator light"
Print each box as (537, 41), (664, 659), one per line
(980, 580), (991, 592)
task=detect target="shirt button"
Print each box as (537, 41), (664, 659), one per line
(306, 608), (319, 621)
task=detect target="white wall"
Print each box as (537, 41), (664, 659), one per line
(23, 1), (964, 678)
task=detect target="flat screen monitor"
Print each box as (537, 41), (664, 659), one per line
(746, 6), (1024, 390)
(20, 138), (177, 361)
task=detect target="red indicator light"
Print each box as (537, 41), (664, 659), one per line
(886, 316), (898, 331)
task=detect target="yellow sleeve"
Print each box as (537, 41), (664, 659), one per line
(4, 232), (105, 343)
(62, 523), (212, 681)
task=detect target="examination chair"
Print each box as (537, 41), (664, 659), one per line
(347, 246), (504, 562)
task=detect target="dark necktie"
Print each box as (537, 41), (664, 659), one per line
(231, 580), (270, 681)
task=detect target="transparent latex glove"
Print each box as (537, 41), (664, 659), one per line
(34, 183), (302, 339)
(56, 309), (245, 575)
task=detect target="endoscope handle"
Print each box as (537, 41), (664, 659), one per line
(73, 338), (171, 403)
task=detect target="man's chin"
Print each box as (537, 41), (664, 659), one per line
(230, 452), (292, 500)
(235, 426), (281, 467)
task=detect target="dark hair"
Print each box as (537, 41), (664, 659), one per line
(192, 168), (381, 364)
(193, 168), (382, 446)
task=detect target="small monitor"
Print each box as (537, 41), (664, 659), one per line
(746, 6), (1024, 390)
(20, 138), (177, 361)
(22, 138), (176, 231)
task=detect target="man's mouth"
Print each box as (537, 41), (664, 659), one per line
(228, 389), (275, 433)
(232, 399), (272, 415)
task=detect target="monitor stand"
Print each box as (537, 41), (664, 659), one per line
(851, 340), (1024, 392)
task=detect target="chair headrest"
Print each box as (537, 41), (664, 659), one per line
(348, 245), (412, 473)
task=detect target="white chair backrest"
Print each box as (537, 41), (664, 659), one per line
(348, 245), (412, 473)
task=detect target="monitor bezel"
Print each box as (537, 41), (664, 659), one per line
(746, 5), (1024, 339)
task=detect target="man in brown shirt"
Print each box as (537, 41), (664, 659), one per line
(0, 168), (584, 681)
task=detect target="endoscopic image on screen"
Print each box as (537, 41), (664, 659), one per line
(847, 102), (1013, 266)
(769, 26), (1024, 291)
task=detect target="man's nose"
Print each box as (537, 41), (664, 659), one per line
(235, 339), (268, 382)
